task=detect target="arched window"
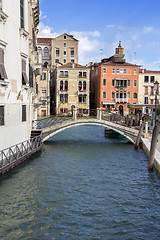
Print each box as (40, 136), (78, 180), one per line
(37, 46), (42, 51)
(44, 47), (49, 58)
(43, 62), (48, 68)
(83, 81), (86, 90)
(79, 81), (82, 91)
(60, 81), (63, 91)
(65, 81), (68, 91)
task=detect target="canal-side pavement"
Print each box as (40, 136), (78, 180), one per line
(141, 134), (160, 172)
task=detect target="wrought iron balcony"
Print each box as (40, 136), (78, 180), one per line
(115, 98), (128, 103)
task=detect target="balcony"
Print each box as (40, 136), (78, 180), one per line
(115, 85), (127, 90)
(115, 98), (128, 103)
(78, 75), (87, 79)
(59, 90), (68, 94)
(78, 90), (87, 95)
(33, 50), (42, 76)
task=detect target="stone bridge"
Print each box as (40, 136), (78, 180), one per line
(32, 109), (142, 144)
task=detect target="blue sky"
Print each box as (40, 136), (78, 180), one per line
(38, 0), (160, 70)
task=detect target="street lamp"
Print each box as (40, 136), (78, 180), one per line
(154, 80), (159, 126)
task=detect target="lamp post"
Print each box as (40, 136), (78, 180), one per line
(154, 80), (159, 126)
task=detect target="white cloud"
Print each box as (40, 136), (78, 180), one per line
(143, 26), (154, 34)
(69, 31), (102, 64)
(39, 11), (47, 20)
(106, 25), (115, 28)
(38, 22), (59, 38)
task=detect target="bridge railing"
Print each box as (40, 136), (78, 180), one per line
(101, 110), (126, 126)
(0, 134), (42, 173)
(77, 109), (97, 119)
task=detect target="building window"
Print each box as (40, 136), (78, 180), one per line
(103, 79), (106, 86)
(151, 86), (154, 95)
(78, 71), (87, 78)
(134, 69), (137, 75)
(124, 69), (127, 74)
(144, 76), (149, 82)
(55, 59), (59, 63)
(116, 68), (119, 74)
(133, 93), (137, 99)
(42, 89), (46, 98)
(79, 81), (86, 91)
(112, 68), (115, 74)
(120, 69), (123, 74)
(60, 80), (68, 91)
(41, 72), (46, 80)
(150, 76), (155, 83)
(144, 97), (148, 104)
(22, 105), (26, 122)
(44, 47), (49, 58)
(70, 49), (74, 57)
(56, 49), (60, 58)
(79, 95), (86, 103)
(60, 71), (68, 77)
(128, 79), (131, 87)
(64, 51), (66, 55)
(64, 43), (66, 47)
(71, 59), (74, 63)
(133, 80), (137, 87)
(145, 86), (148, 95)
(0, 106), (4, 126)
(20, 0), (24, 28)
(63, 59), (66, 63)
(29, 64), (33, 87)
(111, 92), (115, 99)
(127, 92), (130, 99)
(0, 48), (8, 80)
(103, 92), (106, 98)
(112, 79), (115, 86)
(103, 68), (106, 73)
(64, 35), (66, 39)
(22, 59), (28, 85)
(0, 0), (2, 10)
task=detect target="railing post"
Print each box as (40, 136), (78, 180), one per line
(73, 108), (77, 121)
(144, 121), (149, 138)
(97, 108), (101, 120)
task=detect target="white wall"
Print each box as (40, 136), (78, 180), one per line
(0, 0), (33, 150)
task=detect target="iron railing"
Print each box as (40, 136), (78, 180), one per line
(0, 134), (42, 173)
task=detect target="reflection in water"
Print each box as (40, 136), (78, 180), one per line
(0, 125), (160, 240)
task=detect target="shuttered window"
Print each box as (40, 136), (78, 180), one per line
(0, 48), (8, 80)
(22, 59), (29, 85)
(0, 106), (4, 126)
(22, 105), (26, 122)
(20, 0), (24, 28)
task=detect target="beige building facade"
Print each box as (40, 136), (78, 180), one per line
(139, 69), (160, 105)
(36, 33), (78, 116)
(51, 63), (90, 116)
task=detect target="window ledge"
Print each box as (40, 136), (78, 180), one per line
(22, 84), (29, 90)
(19, 28), (29, 38)
(0, 10), (8, 22)
(0, 79), (9, 86)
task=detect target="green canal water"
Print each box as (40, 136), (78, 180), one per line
(0, 125), (160, 240)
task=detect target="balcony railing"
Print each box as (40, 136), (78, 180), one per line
(115, 85), (127, 89)
(78, 75), (87, 79)
(115, 98), (128, 103)
(59, 90), (68, 94)
(78, 90), (87, 95)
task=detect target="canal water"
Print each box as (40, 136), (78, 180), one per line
(0, 125), (160, 240)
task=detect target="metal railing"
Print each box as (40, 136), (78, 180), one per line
(0, 134), (42, 172)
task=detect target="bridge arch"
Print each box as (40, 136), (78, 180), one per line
(42, 120), (136, 143)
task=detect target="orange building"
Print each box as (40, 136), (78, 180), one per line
(90, 42), (139, 116)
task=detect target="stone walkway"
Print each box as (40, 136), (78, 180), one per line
(141, 133), (160, 172)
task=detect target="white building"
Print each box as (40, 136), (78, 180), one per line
(0, 0), (41, 150)
(139, 69), (160, 105)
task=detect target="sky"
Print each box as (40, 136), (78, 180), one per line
(38, 0), (160, 70)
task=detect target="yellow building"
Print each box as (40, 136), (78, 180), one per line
(51, 63), (90, 115)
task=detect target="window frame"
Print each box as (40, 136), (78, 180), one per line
(22, 105), (26, 122)
(0, 105), (4, 126)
